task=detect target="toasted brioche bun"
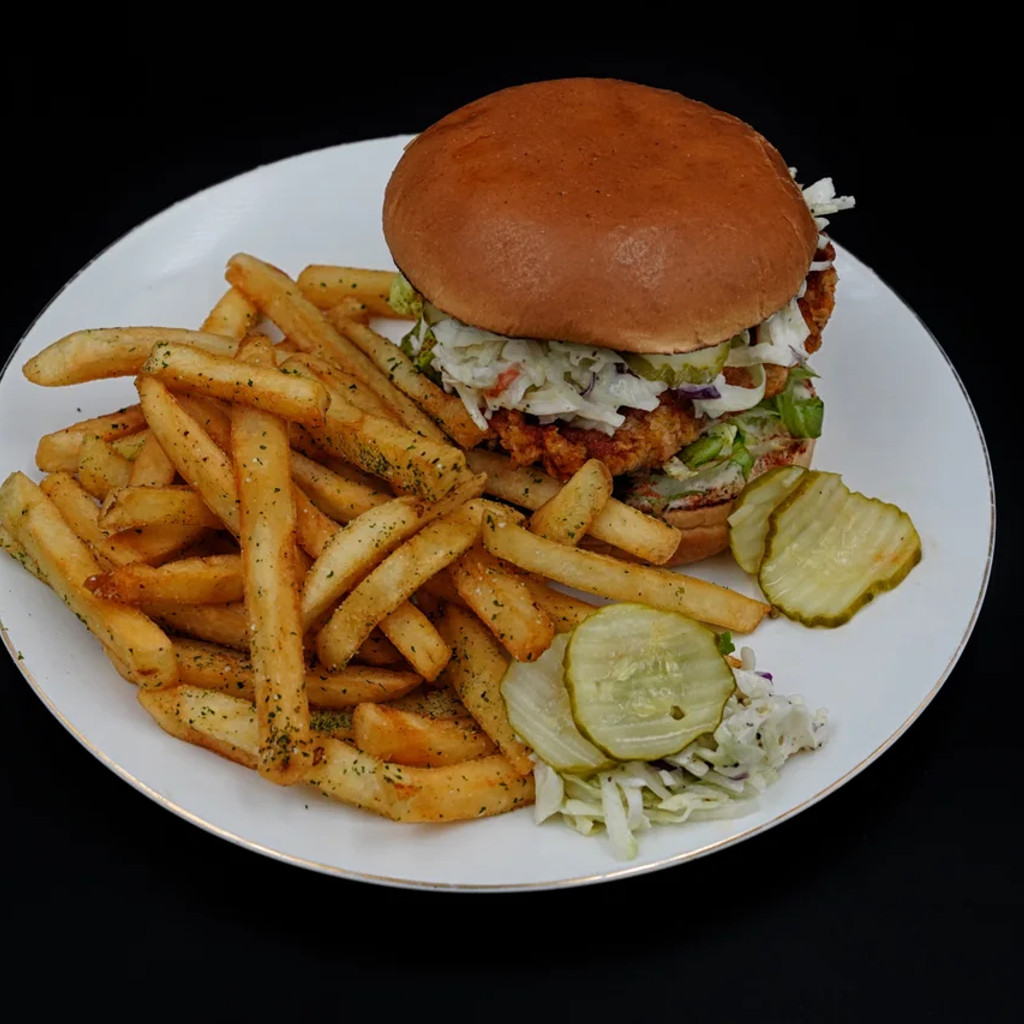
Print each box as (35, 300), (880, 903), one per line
(660, 438), (816, 565)
(383, 77), (818, 354)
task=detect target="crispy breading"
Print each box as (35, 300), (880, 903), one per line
(485, 249), (838, 480)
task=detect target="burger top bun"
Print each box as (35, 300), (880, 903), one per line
(383, 77), (819, 355)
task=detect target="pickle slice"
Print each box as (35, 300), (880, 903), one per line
(564, 604), (735, 762)
(758, 471), (922, 627)
(624, 341), (730, 387)
(500, 634), (614, 773)
(727, 465), (808, 573)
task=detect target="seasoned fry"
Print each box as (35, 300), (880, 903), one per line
(138, 688), (533, 821)
(0, 522), (45, 582)
(355, 631), (404, 666)
(77, 435), (133, 500)
(377, 601), (451, 682)
(141, 340), (330, 425)
(36, 405), (147, 474)
(528, 458), (612, 546)
(23, 328), (238, 387)
(316, 500), (484, 670)
(280, 352), (401, 422)
(138, 686), (258, 769)
(483, 516), (770, 634)
(200, 288), (259, 340)
(225, 253), (442, 440)
(290, 449), (391, 523)
(0, 471), (177, 688)
(351, 702), (495, 767)
(173, 638), (421, 707)
(324, 295), (373, 323)
(296, 264), (403, 317)
(231, 335), (310, 784)
(86, 554), (243, 605)
(41, 472), (206, 568)
(434, 602), (534, 774)
(300, 475), (486, 631)
(174, 393), (233, 450)
(99, 485), (223, 531)
(328, 314), (489, 449)
(127, 432), (176, 488)
(307, 738), (534, 823)
(109, 431), (153, 461)
(449, 544), (555, 662)
(291, 486), (338, 558)
(301, 388), (468, 502)
(137, 376), (240, 534)
(145, 601), (249, 650)
(520, 577), (602, 632)
(466, 449), (682, 565)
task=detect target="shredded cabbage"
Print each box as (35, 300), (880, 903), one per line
(532, 647), (828, 860)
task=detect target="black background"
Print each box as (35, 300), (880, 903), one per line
(2, 29), (1014, 1022)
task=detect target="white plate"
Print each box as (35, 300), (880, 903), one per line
(0, 135), (994, 891)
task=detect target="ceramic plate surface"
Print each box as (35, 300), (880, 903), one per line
(0, 135), (994, 890)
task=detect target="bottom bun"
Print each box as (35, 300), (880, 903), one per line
(658, 438), (817, 567)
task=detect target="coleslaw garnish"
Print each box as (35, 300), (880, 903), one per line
(532, 647), (828, 860)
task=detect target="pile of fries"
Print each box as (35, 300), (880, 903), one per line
(0, 253), (770, 825)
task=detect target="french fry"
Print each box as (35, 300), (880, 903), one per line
(351, 702), (495, 767)
(434, 602), (534, 774)
(0, 522), (45, 582)
(290, 449), (391, 523)
(291, 486), (338, 559)
(41, 472), (206, 567)
(231, 335), (311, 784)
(316, 500), (484, 670)
(520, 577), (602, 632)
(144, 601), (249, 650)
(528, 458), (612, 546)
(300, 475), (486, 631)
(172, 638), (422, 707)
(138, 686), (258, 769)
(138, 688), (533, 822)
(77, 435), (133, 500)
(137, 376), (240, 534)
(296, 264), (402, 317)
(324, 295), (373, 323)
(22, 328), (238, 387)
(387, 686), (473, 721)
(109, 431), (152, 461)
(200, 288), (259, 341)
(174, 393), (233, 450)
(483, 515), (770, 634)
(466, 449), (683, 565)
(310, 708), (355, 741)
(280, 352), (401, 422)
(307, 738), (534, 823)
(377, 601), (451, 682)
(142, 340), (330, 426)
(86, 554), (243, 605)
(301, 388), (468, 502)
(36, 405), (147, 474)
(449, 544), (554, 662)
(328, 314), (489, 449)
(99, 485), (223, 531)
(225, 253), (443, 440)
(354, 631), (404, 666)
(127, 432), (176, 488)
(0, 471), (177, 689)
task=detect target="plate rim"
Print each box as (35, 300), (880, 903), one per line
(0, 134), (998, 892)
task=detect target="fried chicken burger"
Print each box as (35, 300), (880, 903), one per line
(382, 77), (854, 564)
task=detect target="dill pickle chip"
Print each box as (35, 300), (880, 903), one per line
(758, 471), (922, 627)
(564, 604), (735, 762)
(500, 633), (615, 773)
(727, 464), (808, 573)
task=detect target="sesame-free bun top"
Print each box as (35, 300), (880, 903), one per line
(383, 77), (819, 355)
